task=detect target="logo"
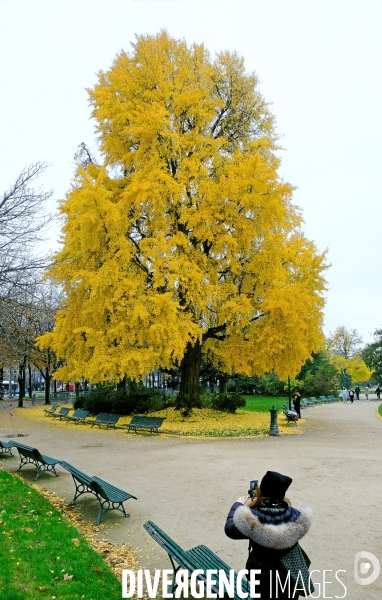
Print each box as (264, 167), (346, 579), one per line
(354, 551), (380, 586)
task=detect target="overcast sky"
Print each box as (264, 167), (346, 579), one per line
(1, 0), (381, 344)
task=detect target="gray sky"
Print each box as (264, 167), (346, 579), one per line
(1, 0), (381, 344)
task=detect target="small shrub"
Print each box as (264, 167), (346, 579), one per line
(114, 385), (162, 414)
(211, 393), (246, 413)
(73, 384), (114, 413)
(199, 393), (214, 409)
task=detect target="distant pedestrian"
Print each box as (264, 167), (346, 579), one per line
(376, 385), (381, 400)
(292, 392), (301, 418)
(364, 386), (370, 401)
(341, 387), (348, 403)
(355, 385), (360, 401)
(349, 389), (354, 403)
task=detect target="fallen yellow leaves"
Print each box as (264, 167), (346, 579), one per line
(16, 403), (303, 437)
(93, 566), (103, 574)
(25, 480), (138, 581)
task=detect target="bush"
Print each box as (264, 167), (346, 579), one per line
(226, 373), (286, 396)
(299, 365), (339, 397)
(73, 384), (163, 415)
(199, 393), (214, 408)
(211, 393), (246, 413)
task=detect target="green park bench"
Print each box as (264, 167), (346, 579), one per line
(282, 404), (299, 424)
(327, 395), (336, 402)
(319, 396), (329, 403)
(143, 520), (250, 599)
(0, 439), (16, 456)
(86, 413), (121, 429)
(64, 409), (89, 424)
(188, 544), (251, 599)
(122, 416), (165, 435)
(12, 441), (61, 481)
(310, 397), (319, 405)
(50, 407), (71, 420)
(301, 398), (312, 408)
(59, 461), (137, 524)
(44, 403), (60, 416)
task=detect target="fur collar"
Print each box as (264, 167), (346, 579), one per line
(233, 505), (313, 550)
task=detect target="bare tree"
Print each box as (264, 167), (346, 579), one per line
(326, 326), (363, 360)
(0, 281), (61, 405)
(0, 162), (53, 295)
(0, 162), (53, 402)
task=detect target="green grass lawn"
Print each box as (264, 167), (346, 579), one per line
(378, 403), (382, 418)
(238, 395), (288, 413)
(0, 470), (122, 599)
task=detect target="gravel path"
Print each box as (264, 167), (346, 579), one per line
(1, 400), (382, 598)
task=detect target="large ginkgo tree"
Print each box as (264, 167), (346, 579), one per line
(39, 32), (328, 409)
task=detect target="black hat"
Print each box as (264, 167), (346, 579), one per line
(260, 471), (292, 499)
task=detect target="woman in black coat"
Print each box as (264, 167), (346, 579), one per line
(292, 393), (301, 418)
(225, 471), (313, 599)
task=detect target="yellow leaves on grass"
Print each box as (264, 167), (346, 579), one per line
(22, 404), (299, 437)
(26, 481), (138, 580)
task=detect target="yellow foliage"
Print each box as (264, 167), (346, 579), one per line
(330, 355), (372, 383)
(38, 32), (327, 383)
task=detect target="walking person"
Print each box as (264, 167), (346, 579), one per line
(349, 389), (354, 403)
(225, 471), (314, 599)
(341, 386), (348, 403)
(292, 391), (301, 419)
(376, 385), (381, 400)
(364, 385), (370, 401)
(355, 385), (360, 401)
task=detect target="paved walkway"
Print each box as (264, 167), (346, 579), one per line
(1, 400), (382, 599)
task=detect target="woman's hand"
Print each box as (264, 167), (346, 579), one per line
(236, 495), (250, 505)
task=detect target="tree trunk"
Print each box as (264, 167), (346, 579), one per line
(0, 366), (3, 400)
(18, 358), (26, 407)
(176, 340), (202, 412)
(117, 375), (127, 390)
(219, 375), (227, 396)
(75, 381), (80, 399)
(28, 364), (32, 398)
(44, 368), (51, 404)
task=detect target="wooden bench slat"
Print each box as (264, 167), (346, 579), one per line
(144, 521), (201, 574)
(122, 416), (165, 435)
(144, 521), (245, 597)
(0, 439), (16, 456)
(51, 407), (71, 419)
(87, 413), (121, 428)
(60, 462), (137, 524)
(13, 443), (61, 480)
(188, 545), (250, 598)
(44, 403), (60, 415)
(64, 410), (89, 423)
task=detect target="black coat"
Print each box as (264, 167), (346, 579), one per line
(225, 499), (313, 599)
(293, 396), (301, 414)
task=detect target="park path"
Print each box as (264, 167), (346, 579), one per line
(1, 400), (382, 599)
